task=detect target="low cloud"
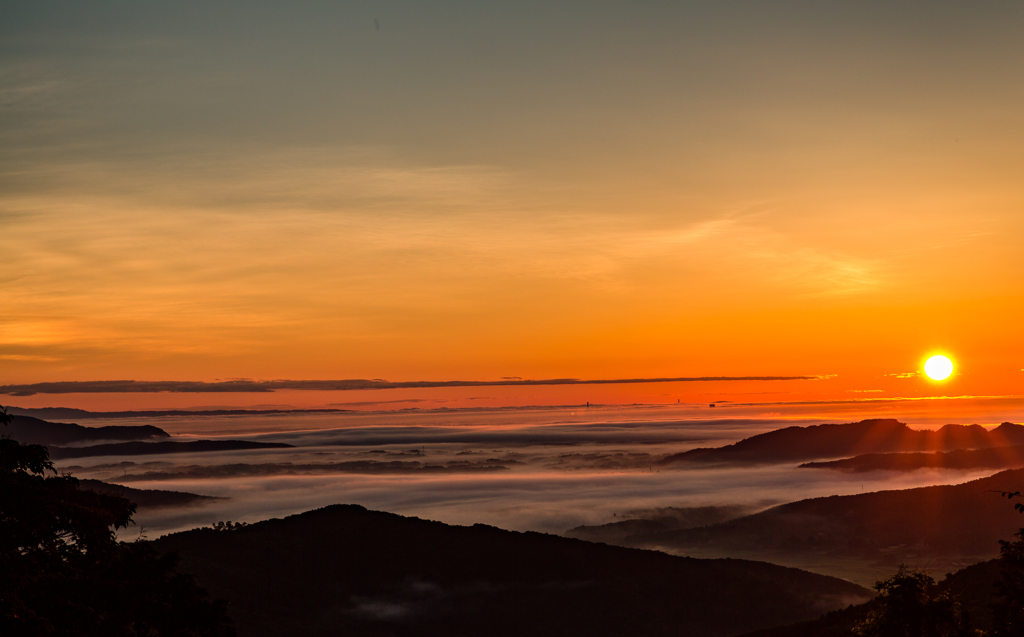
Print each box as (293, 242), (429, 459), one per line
(546, 452), (661, 471)
(109, 462), (1000, 542)
(53, 412), (1013, 544)
(115, 459), (514, 482)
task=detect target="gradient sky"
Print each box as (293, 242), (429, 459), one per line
(2, 1), (1022, 407)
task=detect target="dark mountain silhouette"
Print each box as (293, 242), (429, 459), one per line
(6, 406), (354, 419)
(47, 439), (293, 459)
(571, 468), (1024, 567)
(801, 444), (1024, 473)
(151, 504), (871, 637)
(739, 558), (1001, 637)
(6, 414), (169, 446)
(4, 414), (292, 458)
(660, 419), (1024, 466)
(78, 479), (223, 508)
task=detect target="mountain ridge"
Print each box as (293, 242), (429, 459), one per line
(568, 468), (1024, 574)
(660, 419), (1024, 466)
(152, 504), (871, 637)
(78, 479), (223, 508)
(6, 414), (170, 446)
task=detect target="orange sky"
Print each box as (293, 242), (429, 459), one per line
(1, 1), (1022, 411)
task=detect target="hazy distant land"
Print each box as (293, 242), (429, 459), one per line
(78, 479), (223, 508)
(46, 439), (294, 459)
(660, 419), (1024, 466)
(566, 467), (1024, 582)
(7, 414), (169, 446)
(566, 505), (754, 545)
(6, 406), (357, 420)
(9, 414), (293, 460)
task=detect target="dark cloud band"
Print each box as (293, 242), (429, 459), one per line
(0, 376), (819, 396)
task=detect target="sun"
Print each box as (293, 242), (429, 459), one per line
(924, 355), (954, 381)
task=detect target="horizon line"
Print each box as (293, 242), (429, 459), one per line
(0, 375), (823, 396)
(5, 394), (1021, 421)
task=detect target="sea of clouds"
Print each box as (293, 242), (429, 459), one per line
(54, 407), (1005, 538)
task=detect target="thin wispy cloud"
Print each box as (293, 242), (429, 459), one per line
(0, 375), (821, 396)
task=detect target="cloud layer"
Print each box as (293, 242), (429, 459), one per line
(49, 409), (1008, 540)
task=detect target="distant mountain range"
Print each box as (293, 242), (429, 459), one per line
(47, 439), (293, 459)
(7, 414), (170, 446)
(152, 505), (871, 637)
(7, 414), (292, 458)
(660, 419), (1024, 466)
(6, 406), (354, 419)
(78, 479), (222, 508)
(566, 505), (752, 545)
(568, 468), (1024, 568)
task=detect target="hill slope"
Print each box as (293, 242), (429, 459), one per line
(152, 505), (871, 637)
(571, 468), (1024, 566)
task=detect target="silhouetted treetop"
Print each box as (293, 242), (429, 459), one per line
(0, 404), (234, 636)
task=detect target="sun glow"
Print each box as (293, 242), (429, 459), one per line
(924, 355), (954, 381)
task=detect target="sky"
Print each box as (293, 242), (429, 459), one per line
(1, 1), (1022, 410)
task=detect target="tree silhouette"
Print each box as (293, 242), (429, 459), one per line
(852, 565), (975, 637)
(0, 405), (234, 636)
(990, 529), (1024, 637)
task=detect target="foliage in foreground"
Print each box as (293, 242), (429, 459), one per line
(0, 406), (234, 636)
(853, 565), (976, 637)
(851, 530), (1024, 637)
(991, 529), (1024, 637)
